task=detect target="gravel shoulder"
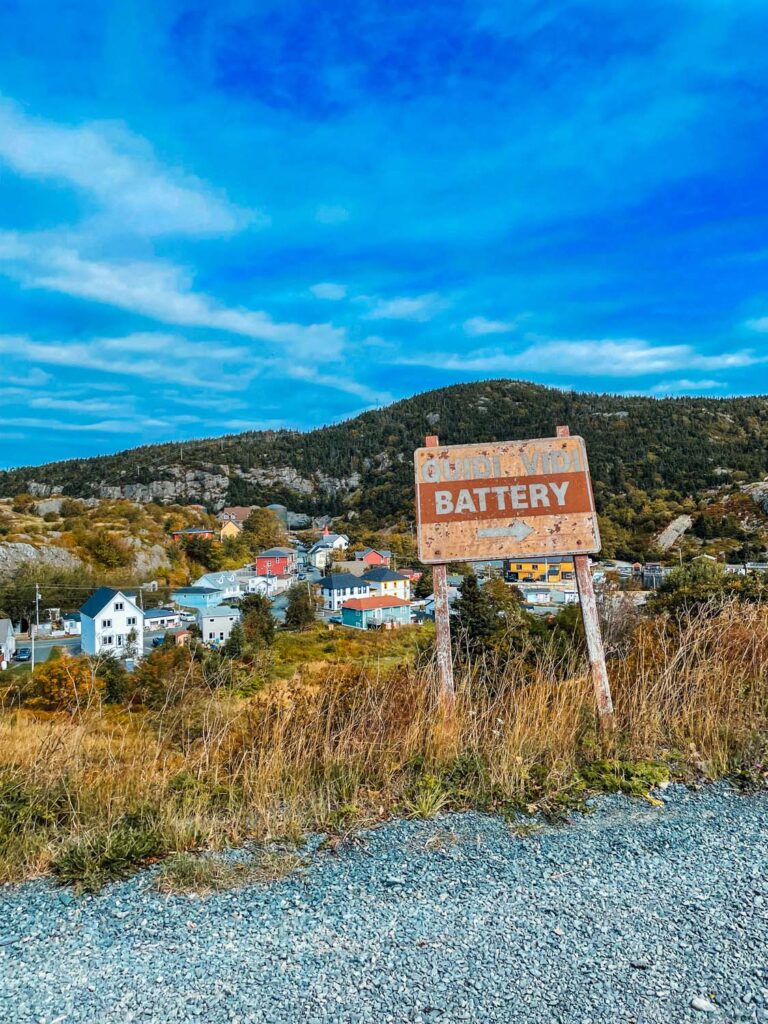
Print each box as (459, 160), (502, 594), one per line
(1, 783), (767, 1024)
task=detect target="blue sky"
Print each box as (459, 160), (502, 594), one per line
(2, 1), (768, 468)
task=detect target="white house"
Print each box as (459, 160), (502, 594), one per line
(194, 571), (243, 602)
(143, 607), (181, 631)
(61, 611), (81, 635)
(80, 588), (144, 660)
(308, 531), (350, 570)
(0, 619), (15, 668)
(317, 572), (370, 612)
(362, 567), (411, 602)
(196, 606), (242, 645)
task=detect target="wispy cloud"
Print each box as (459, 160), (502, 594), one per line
(0, 415), (174, 434)
(0, 332), (262, 391)
(397, 338), (765, 377)
(365, 293), (446, 322)
(649, 379), (726, 394)
(0, 236), (347, 360)
(310, 282), (347, 300)
(463, 316), (517, 336)
(0, 98), (256, 237)
(746, 317), (768, 333)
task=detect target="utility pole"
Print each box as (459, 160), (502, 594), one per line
(31, 582), (40, 673)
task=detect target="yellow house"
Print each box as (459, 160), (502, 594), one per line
(503, 557), (575, 583)
(219, 520), (243, 542)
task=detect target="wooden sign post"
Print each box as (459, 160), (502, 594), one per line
(415, 428), (614, 725)
(425, 435), (455, 709)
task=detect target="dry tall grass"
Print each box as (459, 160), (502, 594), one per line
(1, 598), (766, 884)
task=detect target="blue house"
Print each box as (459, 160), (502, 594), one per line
(170, 586), (224, 610)
(341, 596), (412, 630)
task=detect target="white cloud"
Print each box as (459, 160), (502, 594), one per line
(286, 365), (391, 405)
(649, 379), (726, 394)
(365, 293), (446, 322)
(0, 332), (262, 392)
(746, 317), (768, 332)
(463, 316), (517, 336)
(28, 396), (128, 414)
(396, 337), (765, 377)
(0, 415), (173, 434)
(0, 237), (347, 360)
(310, 282), (347, 300)
(5, 367), (52, 387)
(0, 99), (255, 237)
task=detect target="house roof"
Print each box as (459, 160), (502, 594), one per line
(342, 596), (411, 611)
(257, 547), (295, 557)
(362, 567), (408, 582)
(318, 572), (369, 591)
(217, 506), (254, 523)
(80, 587), (140, 618)
(198, 606), (242, 619)
(0, 618), (13, 643)
(62, 611), (81, 622)
(171, 586), (222, 595)
(144, 607), (177, 618)
(312, 533), (348, 549)
(172, 527), (213, 535)
(356, 548), (392, 559)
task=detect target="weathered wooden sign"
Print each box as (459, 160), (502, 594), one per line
(414, 436), (600, 564)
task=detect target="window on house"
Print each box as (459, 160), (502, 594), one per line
(115, 602), (124, 611)
(208, 632), (215, 640)
(127, 616), (136, 626)
(103, 635), (113, 645)
(116, 635), (124, 647)
(101, 618), (112, 629)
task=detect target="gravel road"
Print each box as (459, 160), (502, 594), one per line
(1, 783), (767, 1023)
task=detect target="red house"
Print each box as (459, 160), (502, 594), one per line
(170, 527), (214, 541)
(354, 547), (392, 567)
(254, 547), (296, 577)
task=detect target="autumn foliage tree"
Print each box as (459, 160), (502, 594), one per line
(30, 658), (104, 712)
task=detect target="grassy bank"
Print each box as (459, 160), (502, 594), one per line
(1, 599), (766, 889)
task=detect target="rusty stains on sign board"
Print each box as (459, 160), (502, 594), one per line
(414, 437), (600, 564)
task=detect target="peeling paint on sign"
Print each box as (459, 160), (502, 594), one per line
(415, 437), (600, 564)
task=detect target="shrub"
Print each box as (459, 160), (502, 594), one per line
(52, 811), (166, 891)
(29, 659), (104, 712)
(82, 530), (132, 568)
(59, 498), (86, 518)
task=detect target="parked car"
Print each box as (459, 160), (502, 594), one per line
(328, 615), (342, 624)
(15, 648), (31, 662)
(151, 636), (165, 648)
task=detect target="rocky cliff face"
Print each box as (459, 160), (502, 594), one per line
(0, 543), (83, 574)
(22, 462), (359, 510)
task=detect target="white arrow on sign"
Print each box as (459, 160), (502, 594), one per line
(476, 521), (535, 541)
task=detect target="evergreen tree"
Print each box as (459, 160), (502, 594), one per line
(450, 574), (499, 653)
(284, 583), (316, 630)
(414, 569), (433, 600)
(222, 622), (245, 658)
(240, 594), (275, 647)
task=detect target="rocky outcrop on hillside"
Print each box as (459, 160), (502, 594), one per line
(744, 479), (768, 513)
(22, 463), (358, 510)
(0, 542), (82, 576)
(655, 515), (693, 551)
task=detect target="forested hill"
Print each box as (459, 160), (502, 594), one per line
(3, 380), (768, 541)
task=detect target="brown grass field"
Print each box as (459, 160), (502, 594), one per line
(0, 599), (766, 888)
